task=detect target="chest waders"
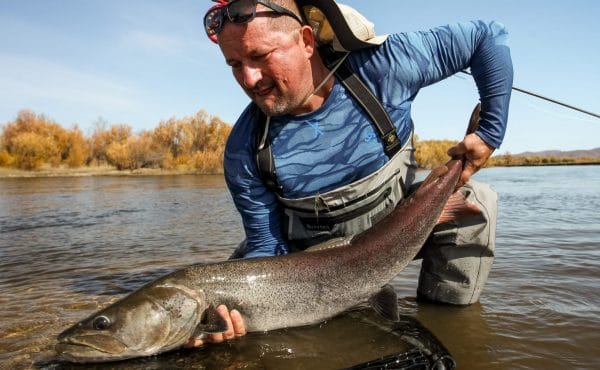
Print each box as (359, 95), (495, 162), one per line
(249, 1), (500, 308)
(254, 47), (417, 251)
(242, 1), (500, 308)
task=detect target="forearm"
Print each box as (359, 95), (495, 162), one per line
(224, 153), (288, 258)
(386, 20), (513, 148)
(469, 21), (513, 149)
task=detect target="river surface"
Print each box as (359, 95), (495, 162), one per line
(0, 166), (599, 369)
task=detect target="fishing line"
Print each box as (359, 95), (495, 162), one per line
(459, 70), (600, 120)
(515, 100), (598, 124)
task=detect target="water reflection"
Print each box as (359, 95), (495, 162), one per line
(39, 307), (453, 370)
(413, 301), (496, 369)
(1, 166), (599, 369)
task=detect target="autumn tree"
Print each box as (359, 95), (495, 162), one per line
(1, 110), (84, 169)
(105, 132), (158, 170)
(10, 132), (59, 170)
(0, 108), (233, 173)
(64, 125), (89, 167)
(90, 121), (132, 165)
(415, 138), (459, 169)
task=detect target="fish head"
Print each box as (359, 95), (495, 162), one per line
(56, 284), (205, 363)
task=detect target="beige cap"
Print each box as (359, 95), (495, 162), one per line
(300, 1), (388, 52)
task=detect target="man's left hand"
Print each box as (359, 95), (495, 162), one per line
(183, 305), (247, 348)
(447, 133), (495, 189)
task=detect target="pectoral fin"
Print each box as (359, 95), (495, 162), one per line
(193, 305), (229, 335)
(369, 284), (399, 322)
(436, 191), (482, 224)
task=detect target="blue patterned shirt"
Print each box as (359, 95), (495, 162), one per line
(224, 20), (513, 257)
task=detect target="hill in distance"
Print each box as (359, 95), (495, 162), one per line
(512, 147), (600, 158)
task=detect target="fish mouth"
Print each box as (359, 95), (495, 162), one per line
(56, 334), (130, 363)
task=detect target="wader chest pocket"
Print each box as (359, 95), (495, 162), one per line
(298, 187), (393, 231)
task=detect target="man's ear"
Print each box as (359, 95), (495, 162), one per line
(299, 25), (316, 58)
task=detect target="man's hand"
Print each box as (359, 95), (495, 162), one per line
(447, 133), (495, 189)
(184, 304), (247, 347)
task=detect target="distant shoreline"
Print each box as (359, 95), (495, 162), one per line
(1, 162), (598, 179)
(496, 162), (600, 167)
(0, 165), (220, 178)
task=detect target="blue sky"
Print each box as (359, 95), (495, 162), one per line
(1, 0), (599, 154)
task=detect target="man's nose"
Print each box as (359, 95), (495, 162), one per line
(242, 65), (262, 89)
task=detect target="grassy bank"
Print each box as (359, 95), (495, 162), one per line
(487, 155), (600, 167)
(3, 159), (599, 179)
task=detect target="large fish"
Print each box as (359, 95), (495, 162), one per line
(56, 157), (470, 363)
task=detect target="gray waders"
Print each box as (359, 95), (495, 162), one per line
(234, 132), (498, 305)
(415, 178), (497, 305)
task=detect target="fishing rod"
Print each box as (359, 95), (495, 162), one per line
(459, 71), (600, 120)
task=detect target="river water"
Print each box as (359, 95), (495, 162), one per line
(0, 166), (598, 369)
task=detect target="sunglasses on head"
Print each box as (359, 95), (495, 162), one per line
(204, 0), (303, 43)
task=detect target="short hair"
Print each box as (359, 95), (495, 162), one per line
(264, 0), (304, 34)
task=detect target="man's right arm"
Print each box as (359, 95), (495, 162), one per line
(223, 108), (289, 258)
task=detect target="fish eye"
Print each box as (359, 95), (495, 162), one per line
(92, 316), (111, 330)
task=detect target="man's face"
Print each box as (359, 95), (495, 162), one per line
(217, 12), (314, 116)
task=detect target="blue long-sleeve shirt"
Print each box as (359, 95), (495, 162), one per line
(224, 20), (513, 258)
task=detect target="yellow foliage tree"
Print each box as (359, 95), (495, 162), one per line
(131, 131), (161, 168)
(1, 108), (233, 173)
(193, 151), (223, 174)
(0, 150), (14, 167)
(11, 132), (59, 170)
(415, 139), (458, 169)
(1, 110), (91, 169)
(105, 141), (131, 170)
(0, 135), (13, 166)
(149, 110), (231, 172)
(153, 117), (195, 158)
(65, 125), (89, 167)
(90, 122), (132, 164)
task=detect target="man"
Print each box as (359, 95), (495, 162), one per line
(188, 0), (512, 346)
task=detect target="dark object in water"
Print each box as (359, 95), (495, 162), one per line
(45, 302), (454, 369)
(344, 305), (456, 370)
(346, 349), (454, 370)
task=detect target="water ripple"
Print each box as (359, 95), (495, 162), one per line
(1, 167), (599, 369)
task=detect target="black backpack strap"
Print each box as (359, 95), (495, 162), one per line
(254, 105), (283, 196)
(254, 47), (402, 195)
(320, 47), (402, 158)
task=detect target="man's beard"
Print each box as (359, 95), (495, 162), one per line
(247, 85), (308, 117)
